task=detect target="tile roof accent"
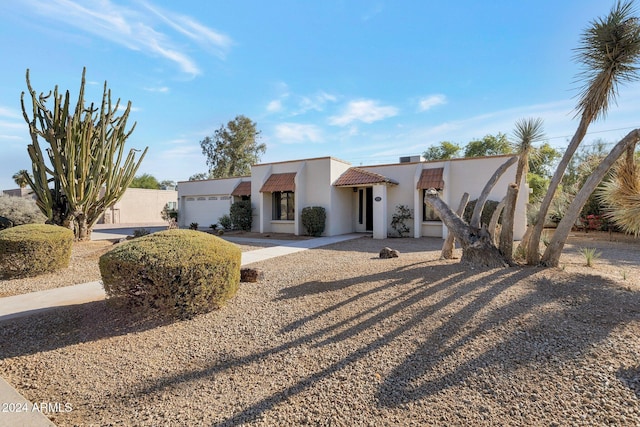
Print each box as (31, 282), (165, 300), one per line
(259, 172), (296, 192)
(417, 167), (444, 190)
(230, 181), (252, 197)
(333, 167), (399, 187)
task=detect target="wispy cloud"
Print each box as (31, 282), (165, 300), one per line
(329, 99), (398, 126)
(274, 123), (323, 143)
(418, 94), (447, 111)
(267, 90), (337, 116)
(0, 106), (21, 119)
(266, 100), (283, 113)
(22, 0), (233, 77)
(143, 86), (170, 93)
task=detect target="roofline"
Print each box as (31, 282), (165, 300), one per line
(253, 156), (352, 167)
(356, 154), (518, 169)
(177, 175), (251, 184)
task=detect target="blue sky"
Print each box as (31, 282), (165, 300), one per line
(2, 0), (640, 191)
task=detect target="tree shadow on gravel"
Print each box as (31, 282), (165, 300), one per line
(375, 272), (640, 408)
(0, 299), (173, 359)
(129, 263), (563, 426)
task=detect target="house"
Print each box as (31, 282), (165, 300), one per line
(177, 155), (527, 239)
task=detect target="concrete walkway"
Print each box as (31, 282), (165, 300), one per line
(0, 233), (362, 426)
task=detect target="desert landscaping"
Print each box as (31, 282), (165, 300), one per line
(0, 231), (639, 426)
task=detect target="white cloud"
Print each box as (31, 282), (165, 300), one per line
(274, 123), (323, 143)
(267, 99), (283, 113)
(418, 94), (447, 111)
(143, 86), (170, 93)
(329, 99), (398, 126)
(22, 0), (233, 77)
(0, 106), (21, 119)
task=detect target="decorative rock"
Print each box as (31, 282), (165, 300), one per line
(379, 247), (400, 259)
(0, 216), (13, 230)
(241, 268), (263, 282)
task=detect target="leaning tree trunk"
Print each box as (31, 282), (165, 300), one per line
(488, 198), (506, 245)
(541, 129), (640, 266)
(499, 183), (519, 263)
(440, 192), (469, 259)
(470, 156), (518, 228)
(527, 113), (591, 263)
(425, 192), (508, 268)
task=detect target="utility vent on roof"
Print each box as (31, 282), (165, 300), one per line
(399, 155), (425, 163)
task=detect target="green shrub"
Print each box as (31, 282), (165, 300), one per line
(301, 206), (326, 237)
(0, 194), (47, 226)
(229, 200), (252, 231)
(219, 214), (232, 230)
(463, 199), (501, 227)
(189, 222), (199, 230)
(99, 229), (241, 319)
(0, 224), (73, 278)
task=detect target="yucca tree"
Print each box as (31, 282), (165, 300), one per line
(499, 118), (545, 261)
(598, 148), (640, 236)
(527, 0), (640, 264)
(21, 68), (148, 241)
(12, 170), (29, 188)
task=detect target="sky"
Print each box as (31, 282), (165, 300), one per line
(1, 0), (640, 191)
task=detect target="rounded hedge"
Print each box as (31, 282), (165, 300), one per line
(0, 224), (74, 279)
(99, 229), (241, 319)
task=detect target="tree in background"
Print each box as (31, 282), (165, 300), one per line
(528, 0), (640, 265)
(160, 180), (176, 189)
(188, 173), (210, 181)
(464, 133), (513, 158)
(422, 141), (461, 161)
(200, 115), (265, 178)
(130, 173), (161, 189)
(12, 170), (30, 188)
(21, 68), (147, 241)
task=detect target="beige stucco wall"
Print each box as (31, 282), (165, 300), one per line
(251, 157), (351, 235)
(101, 188), (177, 224)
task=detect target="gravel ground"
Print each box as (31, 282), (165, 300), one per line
(0, 232), (639, 426)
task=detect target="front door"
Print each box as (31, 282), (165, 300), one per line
(365, 187), (373, 231)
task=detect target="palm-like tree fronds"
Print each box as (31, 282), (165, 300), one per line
(598, 151), (640, 236)
(574, 0), (640, 121)
(512, 117), (545, 184)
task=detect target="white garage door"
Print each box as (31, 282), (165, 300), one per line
(183, 195), (232, 228)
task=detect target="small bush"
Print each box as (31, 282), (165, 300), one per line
(463, 199), (501, 227)
(0, 224), (73, 278)
(133, 228), (150, 238)
(0, 194), (46, 226)
(99, 229), (241, 319)
(580, 247), (601, 267)
(210, 224), (218, 231)
(161, 203), (179, 230)
(390, 205), (413, 237)
(301, 206), (326, 237)
(189, 222), (199, 230)
(219, 214), (232, 230)
(230, 200), (252, 231)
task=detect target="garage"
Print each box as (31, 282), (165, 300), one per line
(181, 195), (233, 228)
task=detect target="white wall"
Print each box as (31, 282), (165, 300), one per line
(177, 177), (249, 228)
(102, 188), (177, 224)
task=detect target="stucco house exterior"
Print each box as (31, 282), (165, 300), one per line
(177, 155), (527, 240)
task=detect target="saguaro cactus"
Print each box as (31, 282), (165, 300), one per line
(21, 68), (148, 240)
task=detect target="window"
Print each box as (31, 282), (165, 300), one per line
(423, 189), (442, 221)
(273, 191), (295, 220)
(167, 201), (177, 210)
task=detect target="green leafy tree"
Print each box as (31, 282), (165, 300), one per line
(12, 170), (30, 188)
(21, 68), (147, 241)
(200, 115), (265, 178)
(130, 173), (161, 189)
(464, 133), (513, 158)
(160, 180), (176, 189)
(189, 173), (210, 181)
(423, 141), (461, 161)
